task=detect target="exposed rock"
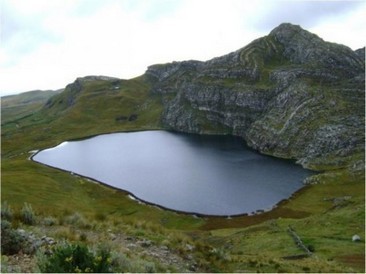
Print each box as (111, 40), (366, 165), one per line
(16, 229), (26, 236)
(127, 243), (138, 249)
(354, 47), (365, 59)
(146, 60), (203, 83)
(42, 236), (56, 245)
(160, 245), (169, 251)
(146, 23), (364, 170)
(185, 243), (194, 252)
(352, 235), (361, 242)
(269, 23), (363, 76)
(138, 239), (152, 247)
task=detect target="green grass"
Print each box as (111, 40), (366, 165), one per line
(1, 89), (61, 124)
(207, 201), (364, 272)
(1, 157), (204, 231)
(1, 75), (364, 272)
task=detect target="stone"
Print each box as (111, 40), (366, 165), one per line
(189, 263), (198, 271)
(17, 229), (26, 236)
(352, 235), (361, 242)
(41, 236), (56, 246)
(185, 244), (194, 252)
(127, 243), (137, 249)
(160, 245), (169, 251)
(138, 239), (152, 247)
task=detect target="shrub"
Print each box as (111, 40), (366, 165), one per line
(144, 262), (156, 273)
(1, 201), (13, 221)
(109, 252), (132, 272)
(1, 221), (38, 255)
(42, 216), (58, 226)
(37, 243), (113, 273)
(94, 212), (107, 221)
(64, 212), (89, 228)
(79, 232), (87, 242)
(130, 259), (156, 273)
(1, 221), (25, 255)
(20, 203), (36, 225)
(209, 247), (230, 262)
(194, 240), (210, 252)
(54, 227), (78, 241)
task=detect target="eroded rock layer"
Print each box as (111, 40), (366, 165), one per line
(145, 23), (365, 169)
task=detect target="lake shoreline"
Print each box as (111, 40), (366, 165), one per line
(31, 152), (310, 219)
(30, 130), (313, 219)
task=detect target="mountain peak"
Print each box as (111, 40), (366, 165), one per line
(270, 23), (304, 33)
(269, 23), (323, 45)
(266, 23), (363, 71)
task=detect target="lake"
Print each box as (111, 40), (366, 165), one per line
(32, 131), (312, 216)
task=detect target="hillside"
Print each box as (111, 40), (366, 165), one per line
(1, 89), (62, 124)
(1, 23), (364, 272)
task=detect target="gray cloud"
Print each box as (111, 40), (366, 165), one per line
(71, 0), (111, 17)
(1, 3), (22, 43)
(1, 0), (364, 95)
(1, 1), (60, 67)
(253, 1), (365, 30)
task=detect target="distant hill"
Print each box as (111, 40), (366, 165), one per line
(1, 89), (62, 124)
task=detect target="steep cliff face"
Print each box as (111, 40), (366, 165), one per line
(145, 23), (365, 169)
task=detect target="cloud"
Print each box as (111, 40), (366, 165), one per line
(0, 0), (68, 67)
(1, 0), (365, 95)
(309, 3), (366, 50)
(253, 0), (365, 30)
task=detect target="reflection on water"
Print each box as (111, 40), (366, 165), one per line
(33, 131), (313, 216)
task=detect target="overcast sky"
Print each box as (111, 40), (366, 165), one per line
(1, 0), (365, 95)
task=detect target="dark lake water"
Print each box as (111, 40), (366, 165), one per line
(32, 131), (312, 216)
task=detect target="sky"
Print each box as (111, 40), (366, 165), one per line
(1, 0), (365, 96)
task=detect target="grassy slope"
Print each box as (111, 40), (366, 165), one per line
(1, 76), (364, 272)
(1, 90), (62, 124)
(1, 77), (202, 230)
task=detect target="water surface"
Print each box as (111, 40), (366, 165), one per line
(33, 131), (312, 216)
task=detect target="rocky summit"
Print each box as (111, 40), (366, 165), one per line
(145, 23), (365, 170)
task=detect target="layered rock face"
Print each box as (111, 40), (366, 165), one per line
(146, 23), (365, 169)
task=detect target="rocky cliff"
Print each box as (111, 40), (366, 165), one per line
(145, 23), (365, 170)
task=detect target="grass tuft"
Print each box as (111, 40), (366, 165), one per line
(20, 203), (36, 225)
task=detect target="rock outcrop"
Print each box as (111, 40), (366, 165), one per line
(45, 75), (121, 111)
(146, 23), (365, 170)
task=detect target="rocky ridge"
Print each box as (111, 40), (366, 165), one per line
(145, 23), (365, 170)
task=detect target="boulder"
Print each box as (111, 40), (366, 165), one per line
(352, 235), (361, 242)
